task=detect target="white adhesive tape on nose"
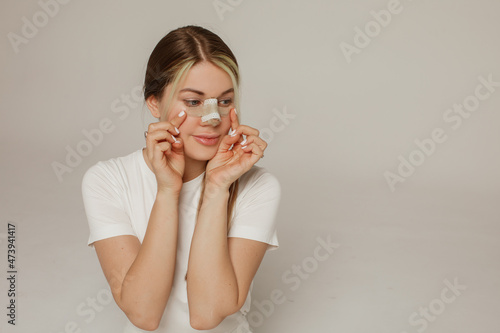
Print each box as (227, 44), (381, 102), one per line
(201, 112), (221, 123)
(204, 98), (218, 107)
(200, 98), (221, 124)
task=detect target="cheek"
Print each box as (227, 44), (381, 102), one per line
(165, 105), (184, 122)
(220, 116), (232, 131)
(177, 116), (198, 137)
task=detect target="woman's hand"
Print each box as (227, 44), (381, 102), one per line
(205, 108), (267, 190)
(145, 110), (187, 193)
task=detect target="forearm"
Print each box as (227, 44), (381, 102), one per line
(186, 184), (239, 327)
(119, 189), (179, 327)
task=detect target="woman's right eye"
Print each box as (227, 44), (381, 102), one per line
(184, 99), (201, 107)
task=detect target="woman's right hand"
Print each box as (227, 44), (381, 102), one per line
(145, 110), (187, 193)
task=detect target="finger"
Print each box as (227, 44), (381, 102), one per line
(237, 135), (252, 149)
(232, 131), (245, 147)
(229, 111), (243, 144)
(170, 136), (183, 154)
(146, 128), (179, 163)
(152, 142), (170, 168)
(148, 122), (178, 136)
(147, 130), (179, 144)
(156, 141), (174, 154)
(218, 131), (242, 154)
(240, 135), (267, 151)
(230, 108), (239, 133)
(169, 109), (187, 132)
(151, 131), (183, 156)
(241, 142), (264, 162)
(231, 124), (259, 139)
(147, 110), (186, 137)
(228, 110), (245, 144)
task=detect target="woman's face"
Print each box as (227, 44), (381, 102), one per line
(160, 61), (234, 162)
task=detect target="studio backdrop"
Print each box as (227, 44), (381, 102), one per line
(1, 0), (499, 332)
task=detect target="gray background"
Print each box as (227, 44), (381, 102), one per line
(1, 0), (499, 332)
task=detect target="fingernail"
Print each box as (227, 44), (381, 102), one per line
(240, 139), (247, 145)
(242, 145), (247, 149)
(179, 110), (185, 117)
(175, 127), (180, 134)
(230, 129), (237, 137)
(171, 135), (177, 142)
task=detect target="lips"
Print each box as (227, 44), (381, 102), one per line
(193, 134), (220, 146)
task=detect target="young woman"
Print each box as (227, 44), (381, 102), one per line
(82, 25), (281, 332)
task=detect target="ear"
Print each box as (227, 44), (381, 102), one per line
(146, 95), (162, 119)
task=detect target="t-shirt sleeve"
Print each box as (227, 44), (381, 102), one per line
(81, 163), (136, 248)
(228, 169), (281, 251)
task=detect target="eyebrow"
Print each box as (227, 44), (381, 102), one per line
(179, 87), (234, 96)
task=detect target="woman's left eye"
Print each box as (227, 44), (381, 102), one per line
(218, 99), (232, 106)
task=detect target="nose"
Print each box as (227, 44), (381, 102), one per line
(201, 113), (221, 127)
(200, 98), (221, 127)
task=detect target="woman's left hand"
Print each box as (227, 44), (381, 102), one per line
(205, 108), (267, 190)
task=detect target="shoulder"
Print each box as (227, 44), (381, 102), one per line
(237, 165), (281, 198)
(81, 149), (140, 193)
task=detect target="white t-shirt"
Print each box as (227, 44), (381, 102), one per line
(81, 148), (280, 333)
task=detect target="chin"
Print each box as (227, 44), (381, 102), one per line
(184, 145), (218, 162)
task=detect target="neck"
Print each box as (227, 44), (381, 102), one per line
(182, 155), (207, 183)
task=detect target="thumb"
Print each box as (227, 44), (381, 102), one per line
(170, 137), (184, 155)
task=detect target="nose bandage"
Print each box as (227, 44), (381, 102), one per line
(184, 98), (231, 126)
